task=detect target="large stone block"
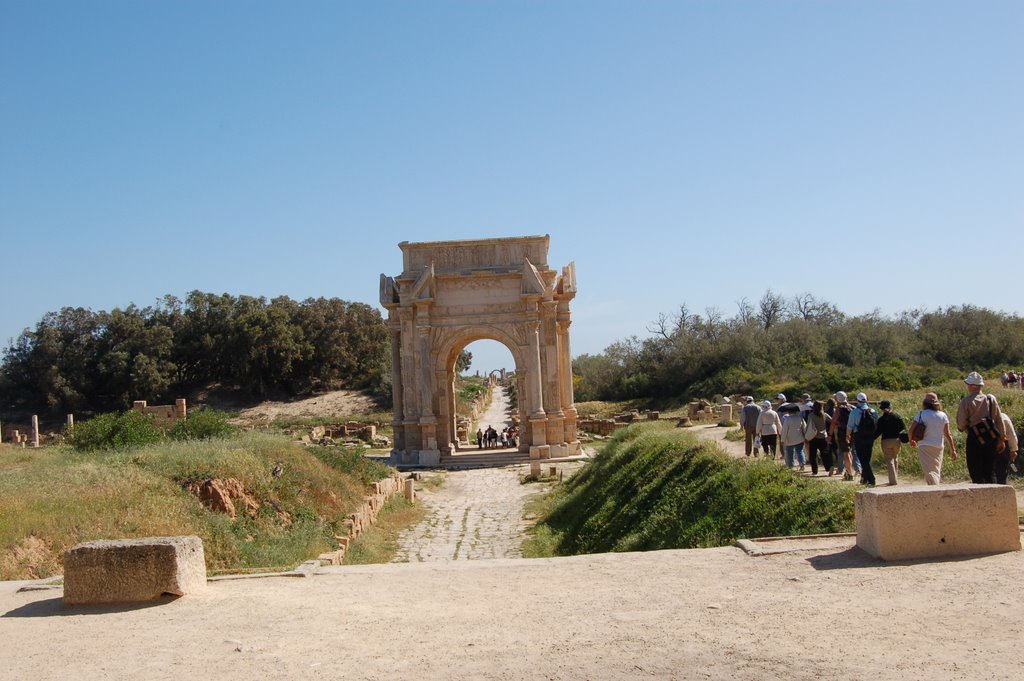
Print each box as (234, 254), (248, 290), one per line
(856, 484), (1021, 561)
(63, 536), (207, 605)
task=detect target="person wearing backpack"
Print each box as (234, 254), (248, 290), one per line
(873, 400), (906, 485)
(955, 372), (1006, 484)
(846, 392), (878, 486)
(829, 391), (859, 481)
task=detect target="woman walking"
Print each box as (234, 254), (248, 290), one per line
(804, 401), (832, 475)
(781, 405), (807, 470)
(756, 400), (782, 459)
(909, 392), (959, 485)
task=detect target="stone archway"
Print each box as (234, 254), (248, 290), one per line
(380, 235), (579, 466)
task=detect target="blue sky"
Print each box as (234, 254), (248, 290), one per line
(2, 1), (1022, 375)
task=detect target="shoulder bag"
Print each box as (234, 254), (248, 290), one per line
(909, 412), (927, 442)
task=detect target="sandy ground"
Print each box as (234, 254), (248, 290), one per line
(2, 537), (1022, 680)
(231, 390), (380, 425)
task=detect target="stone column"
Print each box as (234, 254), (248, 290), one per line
(558, 318), (579, 452)
(31, 415), (39, 448)
(526, 318), (549, 458)
(389, 327), (405, 453)
(415, 304), (439, 464)
(66, 414), (74, 430)
(399, 307), (419, 455)
(541, 302), (564, 456)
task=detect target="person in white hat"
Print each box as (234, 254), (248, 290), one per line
(956, 372), (1006, 484)
(756, 400), (782, 459)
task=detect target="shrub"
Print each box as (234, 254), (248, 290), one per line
(70, 410), (165, 452)
(170, 409), (236, 441)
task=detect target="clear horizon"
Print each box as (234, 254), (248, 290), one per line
(2, 1), (1021, 376)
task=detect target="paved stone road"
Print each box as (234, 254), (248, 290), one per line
(391, 465), (536, 562)
(393, 385), (534, 562)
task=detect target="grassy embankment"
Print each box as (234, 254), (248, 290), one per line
(0, 431), (396, 580)
(524, 421), (855, 558)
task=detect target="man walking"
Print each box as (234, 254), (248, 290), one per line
(956, 372), (1006, 484)
(739, 396), (761, 457)
(874, 400), (905, 485)
(846, 392), (878, 486)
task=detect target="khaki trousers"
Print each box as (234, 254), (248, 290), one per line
(918, 443), (944, 485)
(880, 438), (901, 485)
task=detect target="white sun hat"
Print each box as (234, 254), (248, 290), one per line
(964, 371), (985, 386)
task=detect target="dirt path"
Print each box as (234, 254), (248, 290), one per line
(473, 384), (513, 434)
(392, 466), (538, 562)
(3, 538), (1021, 681)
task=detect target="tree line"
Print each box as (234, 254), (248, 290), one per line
(572, 291), (1024, 403)
(0, 291), (390, 414)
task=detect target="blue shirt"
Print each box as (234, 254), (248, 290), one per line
(847, 403), (877, 434)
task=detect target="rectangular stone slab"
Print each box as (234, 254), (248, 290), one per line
(856, 484), (1021, 561)
(63, 535), (206, 605)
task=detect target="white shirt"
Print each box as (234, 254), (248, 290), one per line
(912, 409), (949, 448)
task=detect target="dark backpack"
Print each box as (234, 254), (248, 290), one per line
(858, 408), (878, 436)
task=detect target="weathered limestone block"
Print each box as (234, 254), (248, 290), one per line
(856, 484), (1021, 561)
(63, 536), (206, 605)
(404, 478), (415, 501)
(719, 405), (733, 421)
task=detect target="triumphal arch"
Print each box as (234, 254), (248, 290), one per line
(380, 235), (580, 466)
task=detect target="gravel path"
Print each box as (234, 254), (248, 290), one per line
(391, 465), (536, 562)
(393, 385), (535, 562)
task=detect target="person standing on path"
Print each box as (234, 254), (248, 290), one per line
(873, 400), (906, 486)
(956, 372), (1006, 484)
(739, 397), (761, 457)
(846, 392), (878, 486)
(756, 400), (782, 459)
(804, 400), (832, 475)
(909, 392), (958, 485)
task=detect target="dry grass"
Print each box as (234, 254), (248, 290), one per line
(343, 496), (425, 565)
(0, 432), (393, 579)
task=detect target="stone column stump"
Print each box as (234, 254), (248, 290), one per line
(63, 535), (207, 605)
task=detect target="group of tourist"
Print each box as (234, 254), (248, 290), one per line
(476, 425), (518, 449)
(737, 372), (1019, 486)
(999, 371), (1023, 389)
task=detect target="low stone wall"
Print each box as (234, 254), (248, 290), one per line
(578, 419), (630, 437)
(132, 399), (187, 427)
(856, 484), (1021, 561)
(316, 471), (408, 565)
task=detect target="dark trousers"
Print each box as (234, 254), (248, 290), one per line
(965, 430), (998, 484)
(806, 437), (830, 474)
(744, 427), (757, 456)
(761, 434), (778, 457)
(994, 450), (1011, 484)
(854, 434), (875, 485)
